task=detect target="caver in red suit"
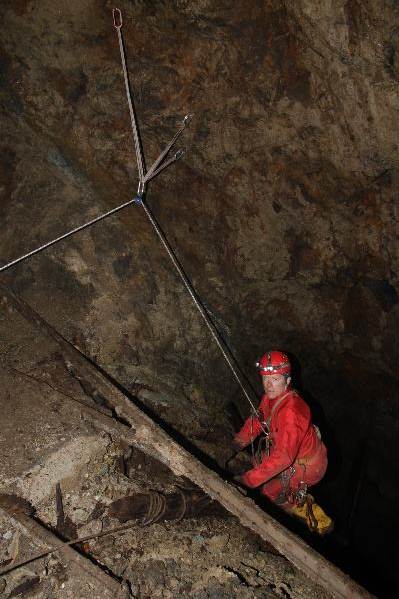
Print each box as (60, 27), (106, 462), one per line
(234, 351), (327, 508)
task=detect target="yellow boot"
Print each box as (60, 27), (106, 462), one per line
(288, 495), (333, 535)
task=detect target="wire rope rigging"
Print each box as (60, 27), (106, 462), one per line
(0, 7), (261, 426)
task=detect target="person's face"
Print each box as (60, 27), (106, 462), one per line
(262, 373), (289, 398)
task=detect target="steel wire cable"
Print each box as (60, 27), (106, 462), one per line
(0, 519), (142, 577)
(113, 8), (146, 184)
(1, 8), (263, 432)
(0, 198), (137, 274)
(140, 199), (261, 419)
(111, 9), (262, 421)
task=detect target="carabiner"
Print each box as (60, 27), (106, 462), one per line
(174, 148), (185, 160)
(112, 8), (122, 30)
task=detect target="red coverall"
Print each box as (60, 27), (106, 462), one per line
(234, 389), (327, 506)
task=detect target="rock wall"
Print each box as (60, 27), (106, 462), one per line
(1, 0), (399, 592)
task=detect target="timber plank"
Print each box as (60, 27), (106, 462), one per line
(0, 283), (374, 599)
(0, 507), (123, 597)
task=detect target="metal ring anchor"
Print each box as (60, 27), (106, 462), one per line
(112, 8), (122, 30)
(134, 180), (145, 204)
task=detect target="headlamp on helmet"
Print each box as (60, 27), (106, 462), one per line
(256, 350), (291, 376)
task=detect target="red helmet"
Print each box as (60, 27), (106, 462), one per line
(256, 350), (291, 376)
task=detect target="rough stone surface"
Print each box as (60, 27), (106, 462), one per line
(1, 0), (398, 595)
(0, 311), (331, 599)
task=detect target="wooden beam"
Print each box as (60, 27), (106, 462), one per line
(0, 283), (374, 599)
(0, 507), (123, 597)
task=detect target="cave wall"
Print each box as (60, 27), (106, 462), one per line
(1, 0), (399, 588)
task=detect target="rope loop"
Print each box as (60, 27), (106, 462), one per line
(112, 8), (122, 29)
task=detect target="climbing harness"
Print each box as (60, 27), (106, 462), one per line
(294, 481), (308, 506)
(251, 389), (293, 463)
(273, 466), (296, 505)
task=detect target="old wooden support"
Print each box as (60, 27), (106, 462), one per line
(0, 506), (124, 597)
(0, 283), (374, 599)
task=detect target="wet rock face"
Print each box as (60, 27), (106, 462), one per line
(0, 0), (399, 589)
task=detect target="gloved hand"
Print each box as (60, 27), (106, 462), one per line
(232, 438), (245, 453)
(225, 439), (245, 468)
(232, 474), (247, 496)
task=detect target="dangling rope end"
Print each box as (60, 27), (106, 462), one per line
(112, 8), (123, 30)
(183, 114), (193, 128)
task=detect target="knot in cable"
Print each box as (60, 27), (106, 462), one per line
(134, 194), (143, 205)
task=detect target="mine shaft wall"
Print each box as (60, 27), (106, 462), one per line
(1, 0), (399, 590)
